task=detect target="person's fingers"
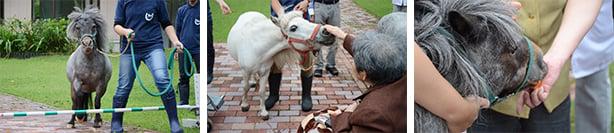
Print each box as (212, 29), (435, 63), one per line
(530, 89), (542, 107)
(522, 90), (534, 108)
(510, 1), (522, 10)
(477, 97), (490, 109)
(516, 91), (526, 114)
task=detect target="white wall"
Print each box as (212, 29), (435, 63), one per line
(4, 0), (32, 20)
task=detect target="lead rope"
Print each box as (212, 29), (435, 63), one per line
(128, 32), (197, 96)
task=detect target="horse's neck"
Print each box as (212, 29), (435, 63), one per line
(259, 41), (290, 62)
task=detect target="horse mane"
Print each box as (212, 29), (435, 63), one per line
(66, 5), (107, 51)
(415, 0), (521, 97)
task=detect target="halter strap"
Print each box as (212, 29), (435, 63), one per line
(285, 24), (322, 67)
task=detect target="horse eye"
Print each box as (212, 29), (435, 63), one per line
(290, 25), (298, 32)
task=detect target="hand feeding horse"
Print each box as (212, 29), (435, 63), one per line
(65, 6), (111, 128)
(415, 0), (548, 132)
(227, 11), (336, 120)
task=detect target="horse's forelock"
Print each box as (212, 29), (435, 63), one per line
(278, 11), (304, 29)
(66, 5), (107, 51)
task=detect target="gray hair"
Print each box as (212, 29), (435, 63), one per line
(352, 31), (405, 86)
(377, 12), (407, 44)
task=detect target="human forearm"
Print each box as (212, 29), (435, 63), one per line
(546, 0), (601, 65)
(414, 43), (484, 132)
(164, 26), (180, 44)
(271, 0), (285, 16)
(114, 25), (129, 37)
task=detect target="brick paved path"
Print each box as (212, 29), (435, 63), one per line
(0, 93), (153, 133)
(207, 0), (379, 132)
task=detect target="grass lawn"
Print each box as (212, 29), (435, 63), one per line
(209, 0), (393, 43)
(0, 53), (199, 132)
(354, 0), (393, 18)
(209, 0), (272, 43)
(569, 64), (614, 133)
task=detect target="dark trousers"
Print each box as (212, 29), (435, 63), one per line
(207, 18), (214, 84)
(468, 96), (571, 133)
(177, 53), (200, 105)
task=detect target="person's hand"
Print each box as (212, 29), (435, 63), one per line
(345, 101), (360, 112)
(217, 0), (232, 15)
(173, 41), (185, 54)
(294, 0), (309, 12)
(447, 95), (489, 133)
(124, 28), (135, 41)
(328, 109), (342, 116)
(516, 55), (563, 114)
(510, 1), (522, 20)
(323, 25), (347, 39)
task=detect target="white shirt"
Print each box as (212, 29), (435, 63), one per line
(572, 0), (614, 78)
(392, 0), (406, 6)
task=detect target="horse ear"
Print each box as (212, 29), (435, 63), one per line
(448, 11), (480, 43)
(271, 16), (281, 27)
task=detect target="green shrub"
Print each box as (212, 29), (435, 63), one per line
(0, 18), (73, 58)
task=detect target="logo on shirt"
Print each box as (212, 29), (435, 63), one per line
(194, 19), (200, 26)
(145, 13), (154, 21)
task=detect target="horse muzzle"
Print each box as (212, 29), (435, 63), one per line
(317, 27), (336, 46)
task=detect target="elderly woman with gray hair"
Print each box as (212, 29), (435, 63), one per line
(322, 12), (407, 132)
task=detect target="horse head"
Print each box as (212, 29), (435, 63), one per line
(271, 11), (336, 52)
(445, 8), (548, 99)
(67, 5), (106, 56)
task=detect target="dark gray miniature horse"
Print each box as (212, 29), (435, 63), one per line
(65, 6), (110, 128)
(415, 0), (548, 132)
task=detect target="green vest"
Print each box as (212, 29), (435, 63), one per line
(490, 0), (572, 119)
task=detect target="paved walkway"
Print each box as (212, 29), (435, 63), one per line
(207, 0), (379, 132)
(0, 93), (154, 133)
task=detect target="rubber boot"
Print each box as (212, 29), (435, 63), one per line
(301, 75), (313, 111)
(111, 95), (128, 132)
(161, 92), (184, 133)
(265, 73), (282, 110)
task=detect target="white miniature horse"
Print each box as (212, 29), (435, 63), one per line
(227, 11), (335, 120)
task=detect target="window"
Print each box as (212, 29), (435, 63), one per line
(33, 0), (86, 19)
(166, 0), (185, 23)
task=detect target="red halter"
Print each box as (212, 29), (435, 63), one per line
(284, 24), (321, 66)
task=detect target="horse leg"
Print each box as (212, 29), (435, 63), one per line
(93, 85), (106, 128)
(240, 71), (252, 112)
(67, 85), (78, 128)
(76, 92), (88, 124)
(258, 71), (270, 120)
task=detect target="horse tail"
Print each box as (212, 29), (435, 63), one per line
(88, 94), (93, 110)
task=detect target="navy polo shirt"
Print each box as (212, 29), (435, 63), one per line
(175, 2), (200, 54)
(271, 0), (309, 20)
(114, 0), (172, 51)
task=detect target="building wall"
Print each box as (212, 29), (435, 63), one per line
(4, 0), (32, 20)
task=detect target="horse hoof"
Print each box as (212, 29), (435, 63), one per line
(66, 124), (75, 128)
(260, 115), (269, 120)
(93, 122), (101, 128)
(241, 106), (250, 112)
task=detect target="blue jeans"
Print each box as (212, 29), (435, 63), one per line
(111, 48), (183, 133)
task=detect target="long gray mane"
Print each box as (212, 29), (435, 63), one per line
(414, 0), (523, 132)
(415, 0), (522, 98)
(66, 6), (107, 51)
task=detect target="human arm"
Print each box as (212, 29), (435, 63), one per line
(215, 0), (232, 15)
(414, 43), (489, 133)
(271, 0), (285, 16)
(518, 0), (601, 110)
(294, 0), (310, 12)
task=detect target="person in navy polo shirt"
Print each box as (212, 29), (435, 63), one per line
(112, 0), (184, 132)
(175, 0), (200, 106)
(266, 0), (315, 112)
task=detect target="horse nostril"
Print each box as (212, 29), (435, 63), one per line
(322, 29), (330, 36)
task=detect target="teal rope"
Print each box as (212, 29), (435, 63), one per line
(127, 32), (196, 96)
